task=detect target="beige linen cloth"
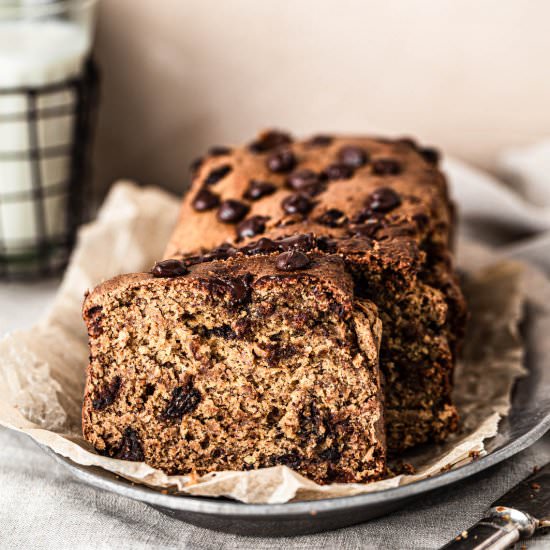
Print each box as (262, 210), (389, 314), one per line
(1, 144), (550, 547)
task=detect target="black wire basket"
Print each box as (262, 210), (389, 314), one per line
(0, 59), (99, 279)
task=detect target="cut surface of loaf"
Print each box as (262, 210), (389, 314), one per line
(82, 252), (386, 484)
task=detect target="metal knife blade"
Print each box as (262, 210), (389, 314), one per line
(440, 462), (550, 549)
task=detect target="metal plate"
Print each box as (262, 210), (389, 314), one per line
(41, 299), (550, 537)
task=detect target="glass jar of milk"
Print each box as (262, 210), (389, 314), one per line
(0, 0), (98, 278)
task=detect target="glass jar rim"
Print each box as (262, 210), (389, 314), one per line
(0, 0), (98, 19)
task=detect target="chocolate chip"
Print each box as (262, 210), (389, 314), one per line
(204, 164), (232, 185)
(322, 163), (355, 180)
(199, 243), (238, 263)
(189, 156), (203, 174)
(269, 451), (302, 469)
(92, 376), (122, 410)
(396, 137), (417, 149)
(249, 130), (292, 153)
(151, 259), (189, 278)
(282, 193), (314, 215)
(241, 237), (280, 256)
(112, 427), (145, 462)
(286, 169), (325, 198)
(338, 146), (369, 168)
(350, 219), (382, 238)
(207, 273), (253, 306)
(217, 199), (250, 223)
(350, 207), (385, 224)
(87, 305), (103, 338)
(192, 188), (220, 211)
(316, 236), (338, 253)
(162, 380), (202, 420)
(420, 147), (440, 165)
(366, 187), (402, 212)
(413, 212), (430, 230)
(276, 250), (311, 271)
(318, 446), (341, 462)
(209, 145), (232, 156)
(277, 233), (315, 252)
(266, 149), (296, 173)
(306, 134), (333, 147)
(372, 158), (401, 175)
(244, 180), (277, 200)
(236, 215), (269, 240)
(87, 305), (102, 317)
(264, 342), (298, 367)
(211, 448), (224, 459)
(297, 401), (324, 439)
(315, 208), (347, 227)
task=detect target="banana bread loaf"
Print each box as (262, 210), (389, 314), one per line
(82, 130), (466, 483)
(82, 251), (386, 483)
(164, 131), (467, 451)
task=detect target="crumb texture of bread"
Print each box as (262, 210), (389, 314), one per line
(83, 254), (386, 483)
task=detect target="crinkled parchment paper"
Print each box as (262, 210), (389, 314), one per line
(0, 181), (534, 503)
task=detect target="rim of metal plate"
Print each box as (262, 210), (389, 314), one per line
(41, 411), (550, 519)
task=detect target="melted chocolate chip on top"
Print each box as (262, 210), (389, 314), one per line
(349, 219), (383, 238)
(276, 250), (311, 271)
(189, 156), (203, 174)
(217, 199), (250, 224)
(323, 163), (355, 180)
(198, 243), (238, 263)
(208, 145), (232, 156)
(372, 158), (401, 175)
(287, 169), (322, 192)
(277, 233), (315, 252)
(236, 215), (269, 240)
(266, 149), (297, 173)
(249, 130), (292, 153)
(306, 134), (333, 147)
(338, 146), (369, 168)
(282, 193), (314, 215)
(396, 137), (417, 149)
(192, 188), (220, 211)
(365, 187), (402, 213)
(204, 164), (233, 185)
(315, 208), (348, 227)
(420, 147), (440, 165)
(207, 273), (253, 306)
(151, 259), (189, 278)
(240, 237), (280, 256)
(244, 180), (277, 200)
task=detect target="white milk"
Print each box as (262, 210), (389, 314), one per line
(0, 18), (92, 254)
(0, 20), (90, 88)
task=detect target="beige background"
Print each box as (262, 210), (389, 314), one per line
(92, 0), (550, 198)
